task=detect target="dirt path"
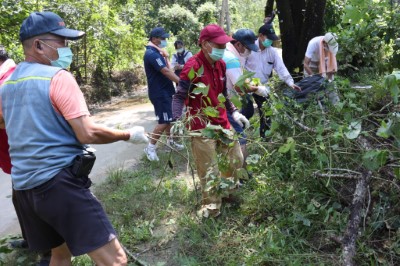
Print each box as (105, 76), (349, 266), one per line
(0, 98), (156, 237)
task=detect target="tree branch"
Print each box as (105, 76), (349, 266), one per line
(285, 114), (317, 133)
(313, 168), (362, 179)
(323, 168), (362, 175)
(314, 172), (361, 179)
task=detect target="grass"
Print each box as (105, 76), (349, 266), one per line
(90, 141), (347, 266)
(0, 136), (379, 265)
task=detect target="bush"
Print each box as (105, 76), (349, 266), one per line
(336, 0), (400, 76)
(83, 65), (146, 104)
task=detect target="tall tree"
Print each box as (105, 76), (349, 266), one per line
(266, 0), (327, 76)
(264, 0), (274, 17)
(218, 0), (231, 33)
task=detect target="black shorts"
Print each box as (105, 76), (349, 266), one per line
(150, 96), (173, 124)
(15, 168), (117, 256)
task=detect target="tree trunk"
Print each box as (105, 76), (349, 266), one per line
(273, 0), (326, 77)
(275, 0), (298, 72)
(218, 0), (225, 27)
(295, 0), (326, 73)
(218, 0), (231, 33)
(265, 0), (274, 17)
(341, 170), (371, 266)
(225, 0), (231, 34)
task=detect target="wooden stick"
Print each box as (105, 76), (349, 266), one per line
(314, 172), (361, 179)
(285, 114), (317, 133)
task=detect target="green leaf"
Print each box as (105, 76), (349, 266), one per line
(342, 5), (363, 24)
(394, 168), (400, 180)
(197, 65), (204, 76)
(200, 127), (217, 138)
(203, 106), (219, 117)
(230, 94), (243, 109)
(362, 150), (388, 171)
(345, 92), (357, 99)
(275, 102), (284, 110)
(294, 212), (311, 227)
(220, 128), (233, 138)
(200, 124), (228, 140)
(246, 154), (261, 165)
(16, 256), (27, 264)
(270, 120), (279, 132)
(217, 93), (226, 103)
(345, 121), (362, 139)
(234, 70), (255, 90)
(278, 137), (295, 154)
(188, 67), (195, 80)
(252, 78), (261, 86)
(376, 119), (392, 138)
(384, 72), (400, 104)
(192, 83), (209, 95)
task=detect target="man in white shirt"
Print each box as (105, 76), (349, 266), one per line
(303, 32), (339, 104)
(222, 29), (259, 163)
(304, 32), (338, 81)
(171, 40), (192, 80)
(244, 23), (300, 139)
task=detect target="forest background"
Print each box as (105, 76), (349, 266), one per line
(1, 0), (400, 265)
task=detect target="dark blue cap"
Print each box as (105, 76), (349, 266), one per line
(20, 12), (85, 42)
(258, 23), (279, 41)
(149, 27), (170, 39)
(233, 29), (259, 52)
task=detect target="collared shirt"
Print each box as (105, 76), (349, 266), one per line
(172, 50), (236, 131)
(143, 46), (175, 99)
(171, 50), (193, 69)
(245, 39), (294, 87)
(223, 42), (243, 94)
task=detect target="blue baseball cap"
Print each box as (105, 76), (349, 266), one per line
(20, 12), (85, 42)
(149, 27), (170, 39)
(233, 29), (259, 52)
(258, 23), (279, 41)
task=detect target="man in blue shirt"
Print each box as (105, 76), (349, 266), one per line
(143, 27), (182, 161)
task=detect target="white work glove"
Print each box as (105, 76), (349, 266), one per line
(254, 85), (270, 97)
(232, 111), (250, 129)
(127, 126), (149, 144)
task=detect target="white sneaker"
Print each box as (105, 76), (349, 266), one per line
(144, 146), (159, 161)
(167, 139), (184, 150)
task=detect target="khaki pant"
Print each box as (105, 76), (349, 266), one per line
(191, 136), (243, 217)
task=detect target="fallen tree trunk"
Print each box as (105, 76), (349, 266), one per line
(341, 170), (371, 266)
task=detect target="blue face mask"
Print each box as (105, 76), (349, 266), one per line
(207, 42), (225, 61)
(262, 39), (273, 48)
(159, 40), (167, 48)
(41, 41), (73, 69)
(51, 47), (73, 69)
